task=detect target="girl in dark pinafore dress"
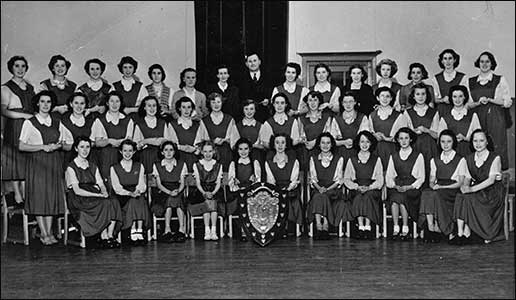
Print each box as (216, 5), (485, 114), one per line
(78, 58), (111, 119)
(369, 87), (408, 171)
(344, 131), (384, 240)
(133, 96), (170, 174)
(308, 63), (341, 114)
(265, 133), (302, 237)
(19, 91), (73, 245)
(438, 85), (481, 158)
(454, 129), (505, 245)
(419, 130), (465, 244)
(189, 141), (224, 241)
(169, 96), (208, 172)
(272, 62), (309, 117)
(1, 56), (35, 207)
(90, 91), (135, 180)
(202, 92), (239, 172)
(65, 137), (122, 249)
(307, 133), (345, 240)
(110, 139), (151, 246)
(404, 83), (440, 188)
(111, 56), (148, 120)
(385, 127), (425, 241)
(235, 99), (265, 165)
(151, 141), (188, 243)
(40, 55), (76, 119)
(331, 91), (370, 164)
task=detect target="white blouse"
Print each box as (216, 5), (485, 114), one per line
(343, 155), (384, 190)
(385, 147), (425, 189)
(19, 114), (73, 145)
(227, 159), (262, 192)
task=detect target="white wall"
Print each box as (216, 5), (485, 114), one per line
(288, 1), (515, 92)
(1, 1), (195, 90)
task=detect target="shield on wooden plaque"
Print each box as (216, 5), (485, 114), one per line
(238, 182), (288, 247)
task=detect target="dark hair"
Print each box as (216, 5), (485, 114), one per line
(375, 58), (398, 77)
(138, 95), (161, 118)
(315, 132), (336, 155)
(104, 91), (125, 112)
(216, 64), (230, 74)
(159, 140), (179, 160)
(200, 140), (218, 160)
(242, 99), (256, 109)
(179, 68), (196, 89)
(313, 63), (331, 82)
(233, 138), (253, 160)
(7, 56), (29, 74)
(438, 49), (460, 69)
(245, 51), (261, 61)
(375, 86), (395, 99)
(48, 55), (71, 75)
(271, 92), (292, 115)
(207, 92), (223, 112)
(175, 96), (196, 116)
(394, 127), (417, 147)
(353, 130), (378, 152)
(32, 90), (57, 112)
(448, 85), (470, 104)
(303, 90), (323, 105)
(408, 82), (431, 105)
(269, 133), (292, 154)
(84, 58), (106, 75)
(438, 129), (458, 151)
(407, 62), (429, 80)
(469, 129), (495, 152)
(66, 92), (89, 111)
(119, 139), (137, 152)
(474, 51), (497, 70)
(117, 56), (138, 73)
(148, 64), (166, 82)
(284, 62), (301, 80)
(349, 64), (368, 83)
(73, 135), (92, 158)
(339, 90), (357, 113)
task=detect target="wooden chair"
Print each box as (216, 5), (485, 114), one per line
(2, 193), (37, 245)
(382, 185), (420, 239)
(59, 191), (86, 248)
(187, 173), (224, 239)
(502, 172), (511, 240)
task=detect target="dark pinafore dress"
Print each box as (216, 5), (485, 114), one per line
(434, 71), (465, 117)
(236, 119), (265, 168)
(440, 108), (474, 158)
(267, 157), (303, 225)
(265, 116), (298, 160)
(97, 114), (132, 180)
(307, 155), (343, 226)
(24, 116), (65, 215)
(333, 113), (365, 164)
(78, 81), (111, 120)
(60, 112), (95, 170)
(67, 161), (122, 237)
(1, 80), (34, 180)
(277, 84), (303, 113)
(349, 154), (382, 225)
(298, 112), (332, 170)
(150, 160), (186, 217)
(309, 84), (337, 114)
(203, 113), (234, 171)
(41, 78), (76, 119)
(227, 161), (256, 217)
(370, 109), (400, 170)
(406, 107), (439, 187)
(113, 80), (143, 120)
(468, 75), (509, 170)
(112, 162), (151, 230)
(134, 117), (167, 174)
(386, 150), (423, 227)
(420, 153), (462, 236)
(170, 119), (201, 172)
(454, 152), (504, 241)
(188, 162), (223, 216)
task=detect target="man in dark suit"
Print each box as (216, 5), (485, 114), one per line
(238, 52), (272, 123)
(206, 65), (241, 121)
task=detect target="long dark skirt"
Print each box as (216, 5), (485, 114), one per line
(117, 194), (151, 230)
(420, 188), (459, 235)
(1, 118), (27, 180)
(306, 189), (341, 226)
(386, 188), (423, 227)
(187, 188), (223, 216)
(453, 182), (505, 241)
(281, 188), (303, 225)
(350, 189), (382, 225)
(149, 187), (184, 218)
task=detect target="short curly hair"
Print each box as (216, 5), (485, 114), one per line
(407, 62), (429, 81)
(48, 55), (71, 75)
(117, 56), (138, 74)
(7, 56), (29, 74)
(474, 51), (497, 71)
(438, 49), (460, 69)
(375, 58), (398, 77)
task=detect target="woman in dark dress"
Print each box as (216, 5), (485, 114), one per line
(65, 136), (122, 248)
(372, 58), (402, 104)
(40, 55), (76, 118)
(78, 58), (111, 119)
(385, 127), (425, 241)
(110, 139), (150, 246)
(207, 65), (241, 122)
(19, 91), (72, 245)
(90, 91), (135, 180)
(454, 129), (505, 245)
(1, 56), (35, 207)
(343, 64), (376, 116)
(344, 131), (384, 240)
(111, 56), (148, 120)
(396, 62), (435, 112)
(419, 130), (465, 244)
(309, 63), (341, 114)
(307, 132), (344, 240)
(272, 62), (309, 117)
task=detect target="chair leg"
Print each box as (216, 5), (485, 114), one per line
(383, 204), (387, 238)
(413, 221), (418, 239)
(219, 217), (224, 238)
(190, 217), (195, 239)
(2, 196), (8, 243)
(153, 215), (158, 240)
(346, 221), (350, 238)
(309, 223), (313, 237)
(504, 195), (509, 240)
(376, 224), (380, 239)
(338, 221), (344, 237)
(64, 211), (69, 246)
(228, 216), (233, 238)
(79, 231), (86, 248)
(509, 196), (514, 232)
(23, 212), (29, 245)
(296, 224), (301, 237)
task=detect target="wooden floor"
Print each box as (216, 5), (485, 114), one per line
(1, 231), (514, 299)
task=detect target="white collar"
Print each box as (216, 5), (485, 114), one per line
(161, 158), (177, 171)
(305, 110), (322, 121)
(317, 152), (333, 163)
(413, 104), (429, 116)
(440, 150), (456, 164)
(106, 111), (126, 124)
(237, 157), (251, 165)
(177, 116), (192, 129)
(378, 80), (392, 88)
(73, 157), (89, 169)
(87, 79), (103, 90)
(273, 153), (288, 166)
(50, 77), (68, 89)
(217, 81), (228, 91)
(242, 118), (256, 127)
(442, 70), (457, 82)
(210, 111), (224, 125)
(70, 113), (85, 126)
(451, 106), (468, 120)
(342, 110), (357, 124)
(250, 70), (261, 80)
(350, 82), (362, 89)
(283, 82), (296, 93)
(474, 150), (490, 167)
(121, 77), (135, 84)
(36, 113), (52, 126)
(314, 81), (331, 93)
(377, 106), (393, 120)
(399, 147), (413, 160)
(477, 71), (493, 83)
(199, 158), (216, 171)
(144, 116), (157, 129)
(273, 113), (288, 124)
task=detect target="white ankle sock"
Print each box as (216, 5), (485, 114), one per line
(393, 225), (400, 234)
(364, 225), (371, 231)
(358, 225), (365, 231)
(402, 225), (409, 234)
(211, 226), (217, 235)
(205, 226), (211, 235)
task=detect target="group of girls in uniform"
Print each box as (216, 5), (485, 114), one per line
(0, 48), (511, 248)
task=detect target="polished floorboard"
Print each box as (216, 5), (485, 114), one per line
(1, 232), (514, 299)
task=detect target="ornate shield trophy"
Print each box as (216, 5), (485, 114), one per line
(238, 182), (288, 247)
